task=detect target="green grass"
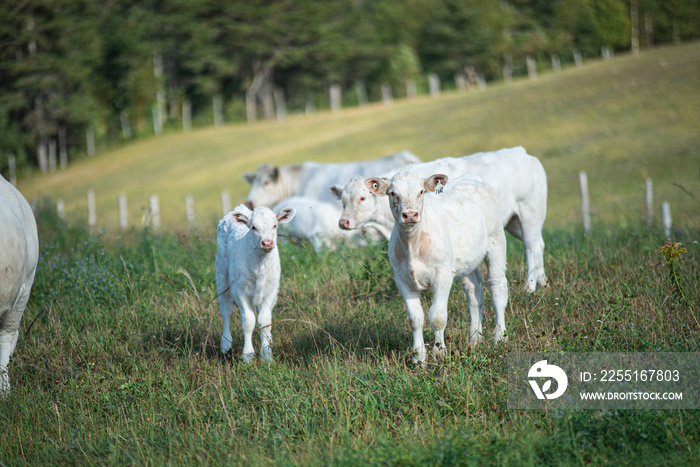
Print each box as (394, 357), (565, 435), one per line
(15, 42), (700, 232)
(1, 202), (698, 465)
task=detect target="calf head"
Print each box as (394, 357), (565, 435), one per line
(243, 163), (283, 209)
(329, 176), (379, 231)
(365, 172), (448, 226)
(232, 206), (296, 251)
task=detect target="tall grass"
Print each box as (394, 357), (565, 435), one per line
(1, 202), (698, 465)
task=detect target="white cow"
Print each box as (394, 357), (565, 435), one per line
(215, 204), (295, 362)
(330, 147), (548, 292)
(0, 175), (39, 397)
(365, 172), (508, 363)
(272, 197), (368, 252)
(243, 150), (420, 208)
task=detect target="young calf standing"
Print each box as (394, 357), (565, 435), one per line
(365, 172), (508, 363)
(216, 205), (295, 362)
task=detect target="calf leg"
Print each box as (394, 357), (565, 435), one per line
(218, 289), (235, 354)
(0, 330), (19, 397)
(429, 276), (453, 358)
(235, 296), (257, 363)
(459, 269), (484, 347)
(257, 297), (276, 363)
(398, 284), (426, 363)
(486, 232), (509, 343)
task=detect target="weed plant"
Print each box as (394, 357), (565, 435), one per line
(1, 202), (698, 465)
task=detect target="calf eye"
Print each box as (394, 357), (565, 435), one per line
(359, 197), (366, 202)
(251, 226), (257, 231)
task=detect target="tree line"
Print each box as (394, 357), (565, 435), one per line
(1, 0), (698, 174)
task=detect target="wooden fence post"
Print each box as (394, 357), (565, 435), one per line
(273, 87), (286, 121)
(183, 100), (192, 132)
(645, 178), (653, 227)
(221, 190), (231, 216)
(661, 201), (671, 237)
(406, 79), (417, 100)
(213, 95), (223, 128)
(150, 194), (160, 230)
(120, 111), (133, 139)
(552, 55), (561, 72)
(428, 73), (440, 97)
(48, 138), (57, 172)
(119, 194), (128, 230)
(59, 126), (67, 170)
(526, 56), (537, 79)
(355, 81), (368, 107)
(574, 50), (583, 67)
(381, 83), (393, 104)
(38, 139), (48, 173)
(329, 84), (342, 113)
(87, 189), (96, 229)
(57, 199), (65, 220)
(186, 194), (196, 228)
(579, 171), (591, 232)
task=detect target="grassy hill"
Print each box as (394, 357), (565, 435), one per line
(17, 42), (700, 232)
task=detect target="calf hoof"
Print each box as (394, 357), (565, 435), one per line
(432, 342), (447, 359)
(261, 346), (273, 363)
(412, 345), (427, 364)
(242, 352), (255, 364)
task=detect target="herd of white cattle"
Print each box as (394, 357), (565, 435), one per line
(220, 146), (548, 364)
(0, 146), (548, 396)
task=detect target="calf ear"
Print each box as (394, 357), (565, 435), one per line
(276, 207), (296, 224)
(365, 177), (390, 195)
(424, 174), (449, 192)
(231, 212), (250, 225)
(243, 172), (255, 184)
(329, 185), (343, 200)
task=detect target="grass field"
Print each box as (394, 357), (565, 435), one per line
(0, 202), (698, 465)
(2, 43), (699, 465)
(15, 42), (700, 233)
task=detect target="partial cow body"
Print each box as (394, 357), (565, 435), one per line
(0, 175), (39, 397)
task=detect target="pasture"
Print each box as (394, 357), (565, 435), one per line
(1, 204), (698, 465)
(2, 42), (699, 465)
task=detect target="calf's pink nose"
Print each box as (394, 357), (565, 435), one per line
(339, 218), (350, 230)
(401, 210), (419, 223)
(261, 239), (274, 250)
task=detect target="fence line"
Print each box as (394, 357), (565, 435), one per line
(46, 176), (680, 236)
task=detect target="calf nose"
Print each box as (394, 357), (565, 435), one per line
(401, 210), (419, 223)
(244, 200), (254, 210)
(261, 239), (274, 250)
(339, 218), (350, 230)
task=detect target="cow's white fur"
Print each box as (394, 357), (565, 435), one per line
(0, 175), (39, 397)
(272, 197), (367, 252)
(331, 147), (548, 292)
(215, 204), (295, 362)
(366, 172), (508, 363)
(244, 150), (420, 208)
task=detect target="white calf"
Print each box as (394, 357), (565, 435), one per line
(332, 147), (548, 292)
(366, 172), (508, 363)
(0, 175), (39, 397)
(272, 197), (366, 252)
(215, 205), (295, 362)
